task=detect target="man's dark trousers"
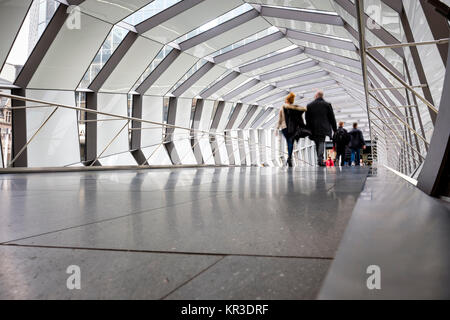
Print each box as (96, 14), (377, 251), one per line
(336, 147), (345, 166)
(313, 135), (326, 165)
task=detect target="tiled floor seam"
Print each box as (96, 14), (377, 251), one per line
(159, 256), (228, 300)
(0, 193), (225, 245)
(0, 243), (336, 260)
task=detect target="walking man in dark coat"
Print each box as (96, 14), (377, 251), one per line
(349, 122), (366, 166)
(333, 121), (350, 167)
(306, 90), (337, 166)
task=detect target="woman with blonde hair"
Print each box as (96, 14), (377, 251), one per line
(277, 92), (307, 167)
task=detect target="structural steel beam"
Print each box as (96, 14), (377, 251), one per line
(400, 8), (437, 124)
(258, 59), (318, 81)
(260, 5), (344, 26)
(379, 0), (403, 13)
(14, 4), (73, 88)
(318, 61), (363, 81)
(250, 108), (268, 128)
(10, 89), (27, 167)
(136, 48), (181, 95)
(355, 0), (374, 156)
(239, 47), (303, 73)
(89, 32), (138, 92)
(417, 42), (450, 196)
(191, 99), (205, 164)
(366, 50), (438, 115)
(291, 79), (337, 93)
(303, 47), (361, 69)
(225, 103), (243, 130)
(275, 70), (329, 88)
(222, 79), (260, 101)
(135, 0), (206, 34)
(419, 0), (450, 65)
(256, 91), (289, 105)
(238, 105), (258, 129)
(286, 29), (356, 51)
(199, 71), (240, 98)
(251, 107), (274, 128)
(342, 21), (405, 80)
(172, 61), (215, 97)
(241, 85), (277, 103)
(178, 9), (260, 51)
(334, 0), (404, 58)
(213, 31), (285, 64)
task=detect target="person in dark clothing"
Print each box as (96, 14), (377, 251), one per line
(349, 122), (366, 166)
(344, 145), (352, 166)
(277, 92), (307, 167)
(333, 121), (350, 166)
(305, 90), (337, 166)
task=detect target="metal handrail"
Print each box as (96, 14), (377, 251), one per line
(0, 92), (315, 168)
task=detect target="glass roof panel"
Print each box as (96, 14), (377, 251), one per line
(244, 0), (335, 12)
(209, 26), (279, 58)
(241, 53), (309, 77)
(174, 3), (254, 44)
(232, 82), (268, 101)
(180, 65), (228, 98)
(289, 39), (359, 60)
(78, 25), (129, 89)
(265, 16), (351, 39)
(265, 65), (322, 83)
(209, 74), (252, 100)
(184, 17), (271, 58)
(132, 44), (173, 91)
(170, 59), (208, 93)
(123, 0), (182, 26)
(220, 38), (292, 69)
(143, 0), (243, 44)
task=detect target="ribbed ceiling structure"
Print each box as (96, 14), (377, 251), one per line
(0, 0), (447, 171)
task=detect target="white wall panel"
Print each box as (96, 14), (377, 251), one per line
(96, 93), (136, 165)
(215, 135), (229, 165)
(99, 152), (137, 166)
(28, 13), (111, 90)
(230, 130), (240, 165)
(213, 102), (233, 164)
(250, 129), (260, 165)
(197, 100), (214, 164)
(25, 89), (80, 167)
(172, 98), (197, 164)
(232, 104), (250, 129)
(216, 102), (233, 132)
(140, 95), (171, 165)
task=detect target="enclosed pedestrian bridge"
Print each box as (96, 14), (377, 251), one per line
(0, 0), (448, 300)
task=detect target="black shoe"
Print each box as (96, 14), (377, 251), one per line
(318, 161), (326, 167)
(287, 158), (293, 167)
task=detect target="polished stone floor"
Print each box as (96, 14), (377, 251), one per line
(319, 168), (450, 299)
(0, 167), (369, 299)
